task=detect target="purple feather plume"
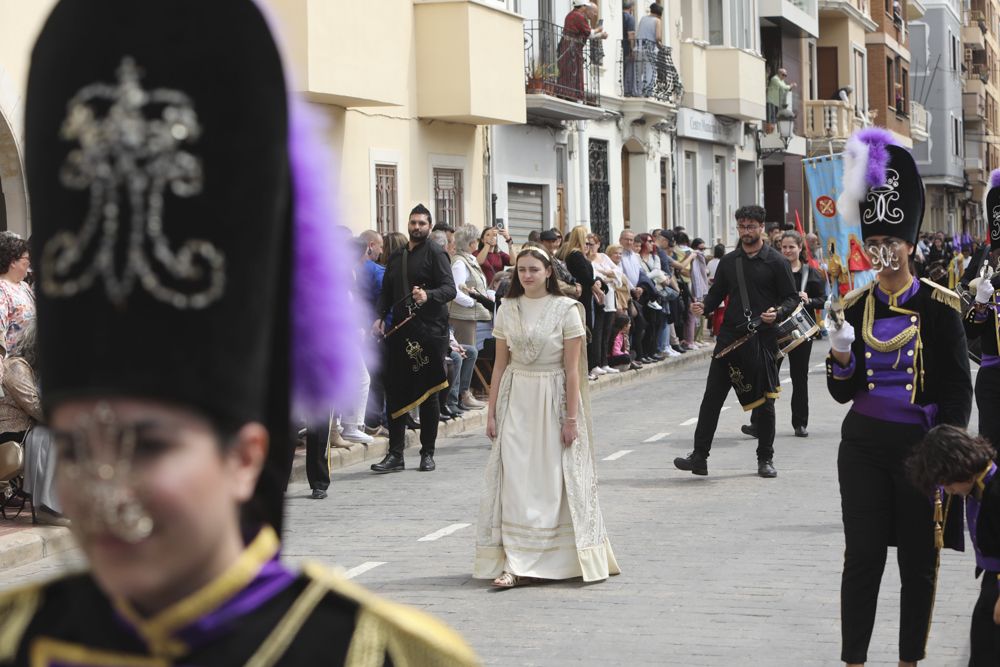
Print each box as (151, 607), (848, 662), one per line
(853, 126), (896, 187)
(288, 98), (370, 418)
(990, 169), (1000, 189)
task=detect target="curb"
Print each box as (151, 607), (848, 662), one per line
(0, 347), (714, 570)
(289, 346), (713, 482)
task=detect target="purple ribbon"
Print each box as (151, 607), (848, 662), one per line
(851, 392), (938, 430)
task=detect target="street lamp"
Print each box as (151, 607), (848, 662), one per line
(757, 108), (796, 159)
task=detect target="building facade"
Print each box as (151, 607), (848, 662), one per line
(910, 0), (965, 234)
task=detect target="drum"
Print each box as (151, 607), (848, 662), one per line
(775, 304), (820, 358)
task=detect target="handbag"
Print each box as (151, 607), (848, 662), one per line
(0, 432), (26, 482)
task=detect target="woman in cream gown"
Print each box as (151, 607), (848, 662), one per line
(475, 246), (619, 587)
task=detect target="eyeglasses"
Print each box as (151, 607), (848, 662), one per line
(585, 242), (596, 247)
(736, 224), (761, 232)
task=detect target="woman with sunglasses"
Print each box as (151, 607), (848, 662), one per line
(827, 128), (972, 667)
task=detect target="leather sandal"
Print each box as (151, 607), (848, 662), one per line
(492, 571), (525, 588)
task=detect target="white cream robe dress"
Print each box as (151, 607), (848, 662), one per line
(474, 294), (620, 582)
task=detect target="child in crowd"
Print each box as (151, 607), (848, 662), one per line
(907, 424), (1000, 665)
(609, 314), (641, 370)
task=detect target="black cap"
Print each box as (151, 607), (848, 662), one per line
(27, 0), (293, 531)
(539, 227), (562, 241)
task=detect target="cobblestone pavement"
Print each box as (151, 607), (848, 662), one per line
(2, 342), (982, 666)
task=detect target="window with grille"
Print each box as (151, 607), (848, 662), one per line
(433, 168), (464, 227)
(375, 164), (398, 235)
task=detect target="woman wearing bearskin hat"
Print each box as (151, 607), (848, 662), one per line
(826, 128), (973, 666)
(0, 2), (477, 665)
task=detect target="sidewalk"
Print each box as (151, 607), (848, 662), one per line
(0, 347), (713, 570)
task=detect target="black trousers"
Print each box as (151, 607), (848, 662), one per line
(971, 570), (1000, 666)
(590, 310), (614, 368)
(759, 340), (812, 429)
(977, 368), (1000, 456)
(838, 412), (938, 664)
(642, 307), (663, 359)
(693, 355), (775, 461)
(305, 420), (331, 491)
(630, 309), (648, 358)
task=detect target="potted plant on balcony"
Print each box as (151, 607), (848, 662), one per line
(527, 63), (558, 94)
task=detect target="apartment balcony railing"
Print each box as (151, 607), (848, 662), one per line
(910, 101), (929, 141)
(523, 19), (600, 108)
(967, 62), (991, 83)
(617, 39), (683, 105)
(803, 100), (864, 142)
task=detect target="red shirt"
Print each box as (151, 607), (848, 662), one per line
(479, 250), (510, 286)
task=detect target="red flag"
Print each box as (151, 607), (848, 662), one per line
(794, 210), (818, 269)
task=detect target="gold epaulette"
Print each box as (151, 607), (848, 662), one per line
(0, 582), (42, 661)
(841, 284), (870, 310)
(301, 562), (481, 667)
(919, 277), (962, 312)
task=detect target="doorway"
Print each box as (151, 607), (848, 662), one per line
(589, 139), (611, 244)
(817, 47), (839, 99)
(621, 146), (631, 228)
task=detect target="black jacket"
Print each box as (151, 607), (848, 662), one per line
(378, 241), (456, 339)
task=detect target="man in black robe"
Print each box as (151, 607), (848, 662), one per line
(371, 204), (456, 473)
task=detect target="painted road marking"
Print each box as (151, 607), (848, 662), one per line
(603, 450), (634, 461)
(720, 406), (730, 412)
(782, 377), (793, 384)
(814, 363), (825, 369)
(418, 523), (471, 542)
(344, 562), (386, 579)
(680, 417), (698, 426)
(643, 432), (670, 442)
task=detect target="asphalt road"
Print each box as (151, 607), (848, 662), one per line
(3, 341), (983, 665)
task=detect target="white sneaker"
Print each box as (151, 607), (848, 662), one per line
(588, 372), (599, 381)
(601, 366), (620, 374)
(593, 366), (608, 375)
(341, 425), (373, 444)
(665, 347), (682, 357)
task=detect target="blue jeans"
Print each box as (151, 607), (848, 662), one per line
(447, 345), (478, 406)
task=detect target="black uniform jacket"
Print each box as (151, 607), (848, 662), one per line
(826, 279), (972, 429)
(0, 528), (478, 667)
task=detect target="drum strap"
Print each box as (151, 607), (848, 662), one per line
(799, 267), (808, 293)
(735, 257), (752, 320)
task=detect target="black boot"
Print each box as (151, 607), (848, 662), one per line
(673, 452), (708, 475)
(794, 425), (808, 438)
(741, 424), (758, 438)
(419, 453), (436, 471)
(405, 414), (421, 430)
(757, 460), (777, 478)
(371, 453), (405, 473)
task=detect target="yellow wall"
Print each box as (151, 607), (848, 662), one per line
(817, 15), (868, 91)
(0, 0), (59, 235)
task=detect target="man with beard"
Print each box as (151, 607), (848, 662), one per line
(371, 204), (456, 473)
(673, 205), (798, 478)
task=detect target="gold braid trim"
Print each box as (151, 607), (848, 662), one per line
(862, 289), (919, 352)
(0, 585), (40, 661)
(920, 277), (962, 312)
(841, 284), (870, 310)
(244, 578), (329, 667)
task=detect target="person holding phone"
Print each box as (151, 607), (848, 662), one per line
(477, 226), (512, 286)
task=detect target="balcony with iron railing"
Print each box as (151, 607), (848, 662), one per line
(523, 19), (603, 121)
(966, 62), (991, 84)
(803, 100), (865, 149)
(909, 101), (928, 142)
(617, 39), (683, 106)
(818, 0), (877, 31)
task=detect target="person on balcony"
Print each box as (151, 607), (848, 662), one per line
(636, 3), (664, 97)
(622, 1), (638, 96)
(557, 1), (594, 102)
(766, 67), (796, 131)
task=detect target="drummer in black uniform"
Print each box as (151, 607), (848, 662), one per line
(673, 205), (799, 479)
(826, 127), (972, 666)
(965, 168), (1000, 455)
(742, 229), (825, 438)
(0, 3), (478, 665)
